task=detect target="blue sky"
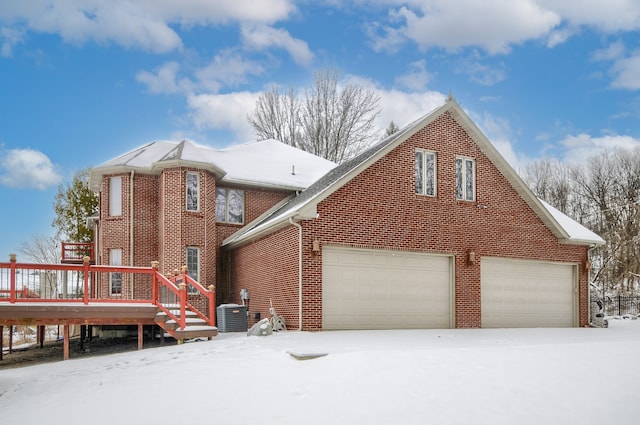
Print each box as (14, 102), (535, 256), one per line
(1, 1), (639, 258)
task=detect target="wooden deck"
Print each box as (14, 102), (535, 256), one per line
(0, 302), (160, 361)
(1, 255), (217, 361)
(0, 302), (159, 326)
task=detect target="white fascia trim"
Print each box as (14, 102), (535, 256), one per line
(149, 159), (226, 177)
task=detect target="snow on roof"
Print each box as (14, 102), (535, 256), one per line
(539, 199), (605, 246)
(216, 139), (337, 189)
(92, 139), (337, 191)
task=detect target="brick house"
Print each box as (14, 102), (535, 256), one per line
(91, 98), (603, 331)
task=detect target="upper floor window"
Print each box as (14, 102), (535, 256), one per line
(415, 149), (436, 196)
(216, 188), (244, 224)
(456, 157), (476, 201)
(109, 176), (122, 216)
(186, 172), (200, 212)
(186, 246), (200, 294)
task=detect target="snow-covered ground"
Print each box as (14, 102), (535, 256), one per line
(1, 320), (639, 425)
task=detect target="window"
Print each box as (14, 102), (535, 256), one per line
(186, 172), (200, 212)
(415, 149), (436, 196)
(109, 176), (122, 216)
(456, 157), (476, 201)
(109, 249), (122, 295)
(186, 246), (200, 294)
(216, 188), (244, 224)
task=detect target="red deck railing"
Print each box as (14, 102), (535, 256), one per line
(0, 254), (216, 328)
(61, 242), (95, 264)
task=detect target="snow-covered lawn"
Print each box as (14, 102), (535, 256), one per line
(1, 320), (639, 425)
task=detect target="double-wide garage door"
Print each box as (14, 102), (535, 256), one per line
(481, 257), (576, 328)
(322, 247), (453, 330)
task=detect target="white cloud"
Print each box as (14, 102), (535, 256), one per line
(186, 91), (261, 142)
(472, 111), (530, 169)
(558, 133), (640, 163)
(610, 54), (640, 90)
(241, 25), (314, 66)
(137, 51), (265, 96)
(376, 0), (560, 55)
(592, 40), (626, 62)
(195, 50), (266, 93)
(589, 41), (640, 90)
(136, 62), (192, 94)
(373, 87), (446, 132)
(455, 54), (507, 86)
(0, 26), (24, 57)
(538, 0), (640, 33)
(394, 59), (432, 91)
(0, 0), (296, 53)
(0, 148), (62, 190)
(546, 27), (575, 48)
(369, 1), (640, 54)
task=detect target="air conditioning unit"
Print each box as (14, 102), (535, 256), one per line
(216, 304), (248, 332)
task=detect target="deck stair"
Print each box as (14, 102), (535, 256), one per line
(155, 304), (218, 342)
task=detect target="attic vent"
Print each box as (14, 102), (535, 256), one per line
(292, 165), (296, 175)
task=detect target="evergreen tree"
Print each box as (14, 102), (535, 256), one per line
(52, 168), (98, 243)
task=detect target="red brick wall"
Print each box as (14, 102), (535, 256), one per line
(132, 174), (158, 300)
(308, 111), (588, 329)
(156, 167), (217, 311)
(97, 168), (291, 309)
(98, 173), (130, 298)
(230, 226), (300, 329)
(231, 111), (589, 330)
(216, 187), (290, 304)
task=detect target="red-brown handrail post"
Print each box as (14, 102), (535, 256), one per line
(151, 261), (159, 304)
(82, 256), (90, 304)
(9, 253), (16, 304)
(209, 284), (216, 327)
(178, 281), (187, 330)
(181, 265), (189, 328)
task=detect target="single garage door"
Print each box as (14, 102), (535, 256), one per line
(481, 257), (576, 328)
(322, 246), (453, 330)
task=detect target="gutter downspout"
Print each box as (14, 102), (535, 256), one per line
(130, 170), (135, 269)
(289, 217), (303, 331)
(587, 244), (597, 326)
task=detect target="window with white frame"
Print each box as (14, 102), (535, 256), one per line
(186, 172), (200, 212)
(186, 246), (200, 294)
(415, 149), (436, 196)
(456, 157), (476, 201)
(109, 176), (122, 216)
(216, 188), (244, 224)
(109, 248), (122, 296)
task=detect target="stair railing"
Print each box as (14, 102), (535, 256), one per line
(150, 264), (216, 329)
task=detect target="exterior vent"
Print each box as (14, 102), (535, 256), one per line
(216, 304), (248, 332)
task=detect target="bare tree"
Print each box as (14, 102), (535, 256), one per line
(248, 68), (381, 163)
(20, 235), (61, 297)
(20, 235), (60, 264)
(249, 85), (302, 150)
(522, 149), (640, 302)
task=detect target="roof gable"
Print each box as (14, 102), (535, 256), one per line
(224, 98), (604, 247)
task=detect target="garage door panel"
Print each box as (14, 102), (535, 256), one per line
(481, 257), (575, 328)
(323, 247), (452, 330)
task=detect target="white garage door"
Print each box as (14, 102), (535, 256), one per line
(322, 247), (453, 330)
(481, 257), (576, 328)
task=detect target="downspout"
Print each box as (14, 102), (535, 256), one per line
(130, 170), (135, 270)
(587, 244), (597, 326)
(289, 217), (303, 331)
